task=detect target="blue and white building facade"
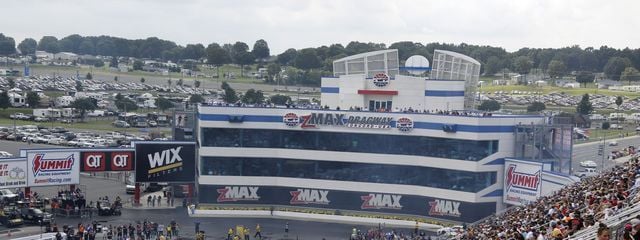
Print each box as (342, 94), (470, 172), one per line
(196, 50), (547, 223)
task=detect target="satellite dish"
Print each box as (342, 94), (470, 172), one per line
(405, 55), (430, 75)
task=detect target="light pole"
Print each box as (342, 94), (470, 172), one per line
(600, 134), (606, 171)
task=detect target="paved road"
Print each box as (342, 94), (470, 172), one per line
(572, 135), (640, 173)
(3, 174), (422, 239)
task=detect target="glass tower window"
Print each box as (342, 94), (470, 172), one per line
(201, 128), (498, 161)
(201, 157), (497, 192)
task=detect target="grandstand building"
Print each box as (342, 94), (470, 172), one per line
(196, 49), (568, 223)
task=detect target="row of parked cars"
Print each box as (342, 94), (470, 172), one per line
(9, 111), (117, 123)
(0, 125), (152, 148)
(0, 75), (213, 96)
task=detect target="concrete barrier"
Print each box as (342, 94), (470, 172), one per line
(190, 209), (443, 231)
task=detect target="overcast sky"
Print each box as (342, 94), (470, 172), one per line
(2, 0), (639, 54)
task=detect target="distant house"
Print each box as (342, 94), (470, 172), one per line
(493, 79), (509, 86)
(55, 96), (75, 107)
(35, 51), (54, 59)
(75, 92), (107, 100)
(8, 92), (25, 107)
(574, 114), (591, 128)
(555, 113), (591, 128)
(511, 75), (526, 85)
(597, 79), (623, 89)
(136, 93), (157, 108)
(53, 52), (78, 61)
(563, 82), (580, 88)
(535, 80), (548, 87)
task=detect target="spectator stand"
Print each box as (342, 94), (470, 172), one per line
(464, 155), (640, 239)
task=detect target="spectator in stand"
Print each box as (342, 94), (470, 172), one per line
(597, 223), (611, 240)
(631, 218), (640, 240)
(464, 156), (640, 239)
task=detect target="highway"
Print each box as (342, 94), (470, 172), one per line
(572, 135), (640, 174)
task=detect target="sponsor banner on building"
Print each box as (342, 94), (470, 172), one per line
(503, 159), (543, 206)
(199, 185), (495, 222)
(135, 141), (196, 182)
(81, 151), (134, 172)
(0, 158), (28, 189)
(283, 112), (393, 129)
(26, 150), (80, 187)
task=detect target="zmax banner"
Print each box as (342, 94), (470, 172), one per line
(135, 141), (196, 182)
(81, 151), (134, 172)
(198, 185), (495, 223)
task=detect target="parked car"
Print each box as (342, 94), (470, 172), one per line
(87, 110), (105, 117)
(34, 117), (49, 122)
(9, 113), (29, 120)
(0, 209), (24, 227)
(112, 120), (130, 128)
(0, 189), (19, 202)
(148, 120), (158, 127)
(610, 124), (624, 130)
(50, 127), (68, 133)
(0, 151), (13, 158)
(20, 207), (53, 224)
(609, 141), (618, 146)
(126, 185), (135, 194)
(575, 168), (599, 178)
(580, 160), (598, 168)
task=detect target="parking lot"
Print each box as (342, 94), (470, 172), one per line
(0, 124), (168, 157)
(481, 91), (640, 112)
(0, 75), (214, 96)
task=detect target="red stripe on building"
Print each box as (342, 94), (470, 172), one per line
(357, 90), (398, 95)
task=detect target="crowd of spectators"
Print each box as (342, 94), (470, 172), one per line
(351, 226), (430, 240)
(462, 156), (640, 239)
(49, 219), (180, 240)
(204, 102), (494, 117)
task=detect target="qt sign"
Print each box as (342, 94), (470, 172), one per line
(81, 151), (134, 172)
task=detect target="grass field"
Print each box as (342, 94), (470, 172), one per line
(577, 128), (638, 143)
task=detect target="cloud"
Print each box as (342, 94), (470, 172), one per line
(2, 0), (638, 54)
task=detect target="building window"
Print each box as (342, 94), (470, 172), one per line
(201, 128), (498, 161)
(201, 157), (497, 192)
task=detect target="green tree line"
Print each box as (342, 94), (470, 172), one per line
(2, 33), (640, 83)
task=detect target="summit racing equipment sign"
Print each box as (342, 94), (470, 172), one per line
(0, 159), (28, 189)
(135, 141), (196, 182)
(503, 159), (543, 206)
(284, 112), (393, 129)
(26, 151), (80, 187)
